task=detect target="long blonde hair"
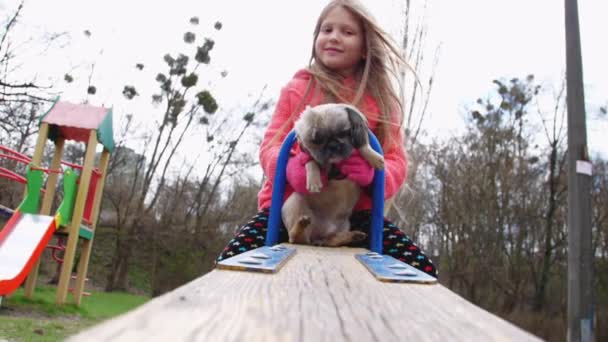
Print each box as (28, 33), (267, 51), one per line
(308, 0), (407, 149)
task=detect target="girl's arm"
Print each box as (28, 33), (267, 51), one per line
(259, 86), (302, 183)
(382, 127), (408, 200)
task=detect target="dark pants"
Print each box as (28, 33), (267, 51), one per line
(217, 208), (438, 278)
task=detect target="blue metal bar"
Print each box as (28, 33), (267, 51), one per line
(368, 133), (385, 254)
(266, 131), (297, 246)
(266, 130), (385, 253)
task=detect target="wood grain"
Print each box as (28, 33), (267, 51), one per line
(56, 130), (98, 304)
(69, 245), (543, 342)
(24, 136), (64, 298)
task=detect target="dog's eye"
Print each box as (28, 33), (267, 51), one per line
(336, 129), (350, 138)
(311, 132), (326, 145)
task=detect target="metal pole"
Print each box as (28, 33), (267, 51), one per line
(565, 0), (594, 341)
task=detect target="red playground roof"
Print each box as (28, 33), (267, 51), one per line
(40, 99), (115, 152)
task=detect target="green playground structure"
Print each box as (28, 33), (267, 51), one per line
(17, 165), (80, 228)
(0, 165), (80, 298)
(0, 99), (113, 306)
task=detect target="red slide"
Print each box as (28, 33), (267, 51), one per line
(0, 210), (57, 295)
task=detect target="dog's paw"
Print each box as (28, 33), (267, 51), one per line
(369, 154), (385, 170)
(360, 147), (385, 170)
(311, 240), (325, 247)
(297, 216), (311, 227)
(351, 231), (368, 243)
(289, 216), (311, 244)
(306, 177), (323, 193)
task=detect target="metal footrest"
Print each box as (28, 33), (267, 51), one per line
(216, 245), (296, 273)
(356, 252), (438, 284)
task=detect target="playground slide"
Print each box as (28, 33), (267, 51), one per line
(0, 210), (57, 295)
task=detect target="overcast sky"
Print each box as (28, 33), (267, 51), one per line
(3, 0), (607, 158)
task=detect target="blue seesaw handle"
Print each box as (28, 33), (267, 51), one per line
(266, 130), (385, 254)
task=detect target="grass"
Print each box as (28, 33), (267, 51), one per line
(0, 285), (149, 341)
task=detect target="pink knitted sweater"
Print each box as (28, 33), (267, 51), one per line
(257, 69), (407, 211)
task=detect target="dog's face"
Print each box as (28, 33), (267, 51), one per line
(294, 103), (368, 166)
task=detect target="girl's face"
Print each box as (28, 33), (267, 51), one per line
(314, 6), (365, 77)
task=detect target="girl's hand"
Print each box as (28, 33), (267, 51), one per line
(336, 150), (375, 187)
(286, 151), (328, 194)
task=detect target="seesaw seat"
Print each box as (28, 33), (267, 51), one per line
(217, 129), (437, 284)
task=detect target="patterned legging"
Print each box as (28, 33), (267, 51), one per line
(217, 208), (438, 278)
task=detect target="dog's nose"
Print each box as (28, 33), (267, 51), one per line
(327, 140), (345, 154)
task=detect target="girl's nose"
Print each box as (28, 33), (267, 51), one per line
(329, 31), (339, 42)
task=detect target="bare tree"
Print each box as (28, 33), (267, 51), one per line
(105, 19), (223, 291)
(388, 0), (440, 231)
(399, 0), (440, 147)
(0, 1), (66, 105)
(530, 77), (569, 311)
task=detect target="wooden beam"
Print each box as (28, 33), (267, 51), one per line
(69, 246), (541, 341)
(30, 123), (49, 165)
(24, 137), (65, 298)
(40, 138), (66, 215)
(73, 148), (110, 305)
(56, 131), (98, 305)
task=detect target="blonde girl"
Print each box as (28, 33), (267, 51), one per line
(218, 0), (436, 277)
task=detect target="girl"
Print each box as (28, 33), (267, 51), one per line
(217, 0), (437, 277)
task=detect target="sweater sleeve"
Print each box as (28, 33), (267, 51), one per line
(259, 86), (302, 183)
(382, 127), (408, 200)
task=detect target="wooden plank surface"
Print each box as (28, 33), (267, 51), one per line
(69, 245), (543, 342)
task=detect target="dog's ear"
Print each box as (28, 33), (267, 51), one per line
(345, 106), (368, 148)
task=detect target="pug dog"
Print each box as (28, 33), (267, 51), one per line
(281, 103), (385, 247)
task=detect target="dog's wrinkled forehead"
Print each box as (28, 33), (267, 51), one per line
(314, 107), (350, 132)
(302, 104), (351, 134)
